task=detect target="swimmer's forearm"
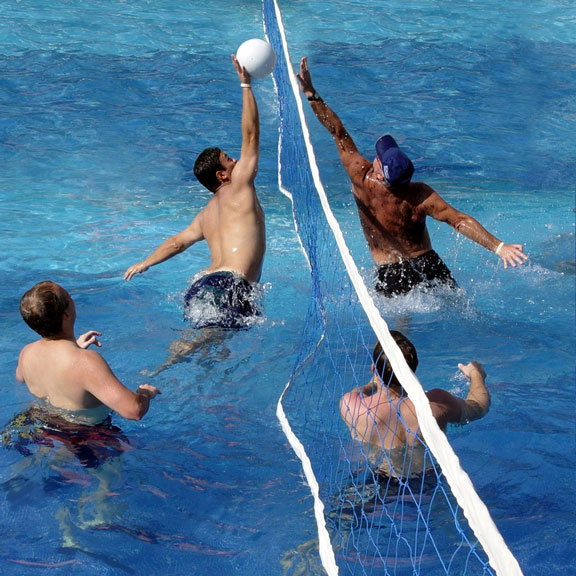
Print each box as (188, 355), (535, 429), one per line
(309, 98), (347, 139)
(454, 216), (501, 252)
(464, 373), (490, 421)
(455, 218), (528, 268)
(125, 236), (192, 280)
(241, 79), (259, 152)
(131, 385), (161, 420)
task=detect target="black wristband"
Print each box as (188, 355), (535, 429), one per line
(307, 92), (321, 102)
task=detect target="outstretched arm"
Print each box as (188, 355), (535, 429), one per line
(124, 215), (205, 280)
(297, 57), (367, 185)
(230, 55), (259, 187)
(424, 188), (528, 268)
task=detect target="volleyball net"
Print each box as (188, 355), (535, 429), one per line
(263, 1), (523, 575)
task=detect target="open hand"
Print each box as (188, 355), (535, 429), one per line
(498, 243), (528, 269)
(124, 262), (149, 281)
(77, 330), (102, 349)
(297, 57), (315, 97)
(231, 54), (251, 85)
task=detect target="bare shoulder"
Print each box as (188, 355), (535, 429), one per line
(76, 346), (110, 366)
(61, 346), (113, 381)
(16, 343), (35, 381)
(426, 388), (453, 401)
(408, 181), (438, 206)
(416, 182), (457, 218)
(18, 341), (36, 358)
(346, 153), (372, 186)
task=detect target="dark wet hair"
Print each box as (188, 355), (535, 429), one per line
(372, 330), (419, 394)
(193, 147), (224, 192)
(20, 281), (69, 337)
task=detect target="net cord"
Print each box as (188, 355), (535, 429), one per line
(265, 1), (523, 575)
(264, 4), (339, 574)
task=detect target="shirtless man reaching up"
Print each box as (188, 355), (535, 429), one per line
(124, 55), (265, 328)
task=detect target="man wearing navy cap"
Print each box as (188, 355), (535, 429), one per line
(297, 57), (527, 297)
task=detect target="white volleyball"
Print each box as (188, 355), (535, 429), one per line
(236, 39), (277, 79)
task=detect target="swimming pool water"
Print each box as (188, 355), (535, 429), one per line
(0, 1), (574, 574)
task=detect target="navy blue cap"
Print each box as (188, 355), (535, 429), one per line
(375, 135), (414, 186)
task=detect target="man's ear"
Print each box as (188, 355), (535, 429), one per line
(215, 169), (228, 185)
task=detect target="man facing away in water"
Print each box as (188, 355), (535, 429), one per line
(298, 56), (527, 297)
(16, 281), (160, 425)
(340, 331), (490, 477)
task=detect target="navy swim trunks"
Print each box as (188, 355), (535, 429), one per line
(375, 250), (457, 297)
(184, 271), (260, 329)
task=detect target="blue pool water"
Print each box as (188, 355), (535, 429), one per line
(0, 1), (574, 574)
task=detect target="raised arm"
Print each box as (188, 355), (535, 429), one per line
(423, 187), (528, 268)
(427, 361), (490, 427)
(124, 215), (205, 280)
(230, 54), (259, 188)
(457, 361), (491, 422)
(297, 57), (367, 186)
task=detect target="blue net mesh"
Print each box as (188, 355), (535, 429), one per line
(263, 1), (498, 574)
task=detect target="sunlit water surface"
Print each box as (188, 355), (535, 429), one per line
(0, 1), (573, 575)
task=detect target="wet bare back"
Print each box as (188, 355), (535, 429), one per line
(340, 386), (421, 451)
(17, 339), (110, 411)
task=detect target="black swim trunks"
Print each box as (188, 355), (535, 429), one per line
(332, 466), (438, 524)
(184, 271), (260, 329)
(1, 407), (129, 469)
(375, 250), (457, 297)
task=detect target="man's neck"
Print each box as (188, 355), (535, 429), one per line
(372, 377), (406, 401)
(42, 330), (75, 343)
(214, 181), (231, 194)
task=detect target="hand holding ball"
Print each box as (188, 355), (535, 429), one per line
(236, 39), (276, 79)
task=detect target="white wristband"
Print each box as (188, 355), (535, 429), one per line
(495, 241), (504, 255)
(240, 83), (251, 88)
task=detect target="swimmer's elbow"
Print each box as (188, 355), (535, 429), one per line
(169, 239), (188, 254)
(453, 217), (471, 234)
(453, 215), (486, 241)
(116, 401), (149, 422)
(463, 399), (490, 423)
(121, 408), (147, 422)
